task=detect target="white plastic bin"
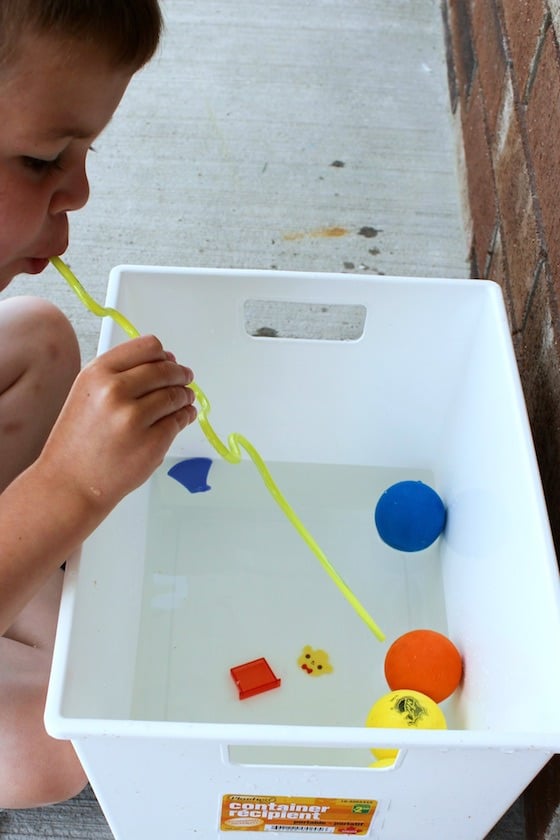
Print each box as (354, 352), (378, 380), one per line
(46, 267), (560, 839)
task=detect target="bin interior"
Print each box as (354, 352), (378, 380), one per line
(48, 268), (560, 753)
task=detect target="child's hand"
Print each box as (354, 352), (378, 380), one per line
(38, 335), (197, 511)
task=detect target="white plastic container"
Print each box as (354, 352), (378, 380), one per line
(46, 267), (560, 839)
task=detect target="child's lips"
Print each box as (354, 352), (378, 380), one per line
(26, 241), (67, 274)
(25, 257), (50, 274)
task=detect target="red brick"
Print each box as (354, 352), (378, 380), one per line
(517, 261), (560, 548)
(526, 756), (560, 840)
(487, 225), (517, 332)
(501, 0), (547, 99)
(552, 2), (560, 40)
(492, 77), (541, 328)
(471, 0), (507, 137)
(519, 269), (560, 840)
(446, 0), (476, 108)
(514, 20), (560, 836)
(526, 27), (560, 292)
(442, 0), (458, 112)
(461, 79), (497, 275)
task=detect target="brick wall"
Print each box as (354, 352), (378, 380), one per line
(443, 1), (560, 837)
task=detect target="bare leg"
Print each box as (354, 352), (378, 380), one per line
(0, 572), (87, 808)
(0, 297), (87, 808)
(0, 297), (81, 489)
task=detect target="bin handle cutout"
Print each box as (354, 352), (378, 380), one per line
(50, 256), (385, 642)
(244, 299), (366, 341)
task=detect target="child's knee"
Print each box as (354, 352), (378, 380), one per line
(25, 297), (81, 380)
(0, 660), (87, 808)
(25, 740), (88, 808)
(38, 743), (89, 806)
(0, 295), (80, 388)
(2, 739), (88, 809)
(0, 297), (81, 486)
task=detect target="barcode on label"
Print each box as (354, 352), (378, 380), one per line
(264, 827), (334, 833)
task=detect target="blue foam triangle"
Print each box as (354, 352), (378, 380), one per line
(167, 458), (212, 493)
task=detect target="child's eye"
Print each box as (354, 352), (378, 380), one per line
(21, 155), (64, 174)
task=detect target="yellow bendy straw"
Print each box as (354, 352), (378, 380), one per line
(50, 256), (385, 642)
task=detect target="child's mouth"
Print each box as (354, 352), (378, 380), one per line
(25, 257), (50, 274)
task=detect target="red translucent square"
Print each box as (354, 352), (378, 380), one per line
(230, 657), (281, 700)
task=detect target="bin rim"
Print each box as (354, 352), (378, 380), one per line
(108, 263), (504, 296)
(43, 711), (560, 753)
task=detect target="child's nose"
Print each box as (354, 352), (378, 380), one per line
(49, 164), (90, 215)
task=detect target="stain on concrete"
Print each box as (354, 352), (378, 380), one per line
(283, 226), (349, 241)
(358, 226), (381, 238)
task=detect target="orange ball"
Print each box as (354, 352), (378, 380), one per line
(384, 629), (462, 703)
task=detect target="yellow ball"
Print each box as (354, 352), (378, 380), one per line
(370, 749), (399, 762)
(366, 689), (447, 759)
(371, 746), (399, 761)
(369, 757), (397, 768)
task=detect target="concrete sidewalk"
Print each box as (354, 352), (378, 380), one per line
(0, 0), (530, 837)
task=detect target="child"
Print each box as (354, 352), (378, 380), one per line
(0, 0), (197, 808)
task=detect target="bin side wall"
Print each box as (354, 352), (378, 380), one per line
(74, 736), (551, 840)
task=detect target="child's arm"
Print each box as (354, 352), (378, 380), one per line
(0, 334), (196, 634)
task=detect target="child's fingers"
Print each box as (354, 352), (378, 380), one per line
(101, 335), (180, 373)
(136, 383), (196, 428)
(154, 402), (198, 435)
(111, 359), (192, 402)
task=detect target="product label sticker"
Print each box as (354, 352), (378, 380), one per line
(220, 794), (379, 834)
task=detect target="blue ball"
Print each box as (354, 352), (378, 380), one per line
(374, 481), (446, 552)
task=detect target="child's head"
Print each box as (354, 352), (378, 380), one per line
(0, 1), (163, 290)
(0, 0), (163, 72)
